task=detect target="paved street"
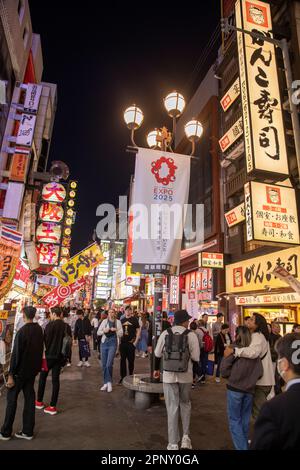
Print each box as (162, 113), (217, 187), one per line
(0, 348), (234, 450)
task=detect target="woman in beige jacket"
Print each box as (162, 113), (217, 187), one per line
(225, 313), (275, 419)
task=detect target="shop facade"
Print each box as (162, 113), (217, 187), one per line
(226, 246), (300, 336)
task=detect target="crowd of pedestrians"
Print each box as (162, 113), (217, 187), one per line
(0, 304), (299, 451)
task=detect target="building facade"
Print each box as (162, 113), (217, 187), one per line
(218, 0), (300, 334)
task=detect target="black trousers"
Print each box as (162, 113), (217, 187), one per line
(1, 376), (36, 437)
(120, 342), (135, 379)
(37, 359), (62, 407)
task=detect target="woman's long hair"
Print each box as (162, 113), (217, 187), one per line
(253, 313), (270, 341)
(235, 326), (252, 348)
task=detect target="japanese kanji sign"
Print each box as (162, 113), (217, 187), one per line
(169, 276), (179, 304)
(235, 293), (300, 305)
(42, 182), (66, 203)
(199, 252), (224, 269)
(220, 78), (240, 112)
(226, 246), (300, 293)
(36, 222), (62, 244)
(236, 0), (289, 177)
(244, 181), (300, 245)
(42, 277), (86, 307)
(225, 202), (245, 228)
(219, 117), (243, 152)
(36, 243), (60, 266)
(50, 243), (104, 286)
(39, 202), (64, 223)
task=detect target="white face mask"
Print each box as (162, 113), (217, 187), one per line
(277, 358), (286, 379)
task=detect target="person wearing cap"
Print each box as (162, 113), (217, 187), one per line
(153, 309), (200, 451)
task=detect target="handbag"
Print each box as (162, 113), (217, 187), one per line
(79, 339), (91, 359)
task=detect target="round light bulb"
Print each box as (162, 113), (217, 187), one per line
(184, 119), (203, 142)
(123, 105), (144, 130)
(146, 129), (162, 149)
(164, 91), (185, 118)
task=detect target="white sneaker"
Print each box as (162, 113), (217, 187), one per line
(77, 361), (83, 367)
(141, 352), (146, 358)
(215, 377), (221, 383)
(100, 384), (108, 391)
(84, 361), (91, 367)
(66, 363), (71, 367)
(0, 433), (11, 441)
(107, 382), (112, 393)
(181, 435), (192, 449)
(167, 443), (179, 450)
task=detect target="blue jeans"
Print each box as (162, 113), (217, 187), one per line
(199, 349), (208, 380)
(101, 336), (117, 384)
(227, 390), (253, 450)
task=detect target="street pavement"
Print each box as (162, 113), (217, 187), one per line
(0, 348), (234, 450)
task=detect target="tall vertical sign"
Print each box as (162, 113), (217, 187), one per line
(236, 0), (289, 178)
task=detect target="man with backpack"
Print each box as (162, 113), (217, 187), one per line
(35, 307), (69, 416)
(198, 319), (213, 384)
(153, 310), (200, 450)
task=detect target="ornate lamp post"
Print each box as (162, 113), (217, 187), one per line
(123, 92), (203, 380)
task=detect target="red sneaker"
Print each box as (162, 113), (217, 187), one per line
(44, 406), (58, 416)
(35, 401), (45, 410)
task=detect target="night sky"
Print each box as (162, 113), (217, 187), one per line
(29, 1), (220, 254)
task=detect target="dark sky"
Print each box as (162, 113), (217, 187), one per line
(29, 1), (220, 254)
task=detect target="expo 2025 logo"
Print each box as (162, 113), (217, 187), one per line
(151, 156), (177, 186)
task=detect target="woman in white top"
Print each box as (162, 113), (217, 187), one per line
(97, 309), (123, 393)
(226, 313), (275, 419)
(91, 314), (99, 351)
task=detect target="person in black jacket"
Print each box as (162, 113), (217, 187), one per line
(214, 323), (232, 383)
(251, 332), (300, 450)
(0, 306), (43, 441)
(74, 309), (91, 367)
(36, 307), (66, 416)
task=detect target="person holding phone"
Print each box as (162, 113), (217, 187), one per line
(97, 309), (123, 392)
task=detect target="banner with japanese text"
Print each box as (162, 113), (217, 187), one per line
(131, 148), (191, 275)
(0, 226), (23, 300)
(50, 243), (104, 286)
(42, 277), (86, 307)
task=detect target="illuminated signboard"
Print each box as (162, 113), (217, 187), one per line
(10, 151), (30, 182)
(36, 222), (62, 244)
(169, 276), (179, 304)
(219, 117), (243, 152)
(42, 182), (66, 203)
(199, 252), (224, 269)
(220, 78), (240, 112)
(39, 202), (64, 223)
(225, 202), (245, 227)
(236, 0), (289, 177)
(226, 246), (300, 293)
(36, 243), (60, 266)
(244, 181), (300, 245)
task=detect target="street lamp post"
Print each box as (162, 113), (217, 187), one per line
(123, 92), (203, 381)
(221, 18), (300, 183)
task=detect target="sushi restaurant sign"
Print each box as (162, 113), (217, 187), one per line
(226, 246), (300, 293)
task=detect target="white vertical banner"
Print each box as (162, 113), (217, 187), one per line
(131, 148), (191, 275)
(16, 113), (36, 147)
(24, 84), (42, 113)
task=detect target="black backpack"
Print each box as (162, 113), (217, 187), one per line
(163, 328), (190, 373)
